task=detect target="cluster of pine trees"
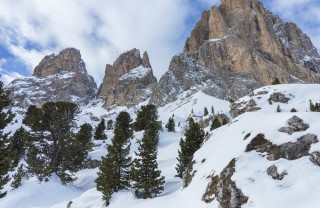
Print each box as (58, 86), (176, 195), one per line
(96, 105), (165, 205)
(0, 78), (96, 196)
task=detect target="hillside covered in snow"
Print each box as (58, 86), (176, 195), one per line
(1, 84), (320, 208)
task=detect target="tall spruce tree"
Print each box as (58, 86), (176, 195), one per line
(204, 107), (209, 116)
(24, 102), (91, 184)
(0, 79), (14, 198)
(134, 104), (160, 143)
(95, 154), (117, 206)
(166, 117), (175, 132)
(176, 118), (204, 178)
(95, 111), (132, 205)
(94, 118), (107, 140)
(131, 132), (165, 199)
(10, 127), (26, 166)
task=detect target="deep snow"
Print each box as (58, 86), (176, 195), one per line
(2, 84), (320, 208)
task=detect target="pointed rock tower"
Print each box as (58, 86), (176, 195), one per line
(97, 48), (157, 108)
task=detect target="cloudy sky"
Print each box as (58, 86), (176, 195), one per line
(0, 0), (319, 85)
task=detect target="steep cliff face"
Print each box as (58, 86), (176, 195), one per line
(97, 49), (157, 109)
(7, 48), (97, 107)
(151, 0), (320, 106)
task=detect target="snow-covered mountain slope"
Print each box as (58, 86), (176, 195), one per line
(2, 84), (320, 208)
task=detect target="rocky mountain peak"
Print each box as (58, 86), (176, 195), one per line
(97, 48), (157, 109)
(33, 48), (86, 78)
(7, 48), (97, 108)
(151, 0), (320, 107)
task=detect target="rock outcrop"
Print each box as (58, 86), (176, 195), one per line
(267, 165), (287, 180)
(7, 48), (97, 107)
(150, 0), (320, 107)
(278, 116), (309, 135)
(97, 49), (157, 109)
(230, 99), (261, 118)
(246, 133), (318, 161)
(203, 159), (248, 207)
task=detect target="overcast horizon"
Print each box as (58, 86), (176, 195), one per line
(0, 0), (319, 85)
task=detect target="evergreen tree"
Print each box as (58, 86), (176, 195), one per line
(131, 132), (165, 199)
(176, 118), (204, 178)
(211, 106), (214, 114)
(107, 120), (113, 130)
(210, 117), (221, 131)
(65, 123), (93, 171)
(134, 105), (160, 143)
(134, 105), (158, 131)
(95, 154), (116, 206)
(24, 102), (89, 184)
(11, 164), (27, 189)
(165, 117), (175, 132)
(290, 108), (297, 112)
(204, 107), (208, 116)
(0, 79), (14, 198)
(95, 111), (132, 205)
(10, 127), (26, 166)
(94, 118), (107, 140)
(175, 138), (188, 178)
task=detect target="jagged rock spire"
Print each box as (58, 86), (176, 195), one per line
(97, 48), (157, 109)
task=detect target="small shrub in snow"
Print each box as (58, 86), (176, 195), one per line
(290, 108), (297, 112)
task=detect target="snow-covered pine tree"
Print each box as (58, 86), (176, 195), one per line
(94, 118), (107, 140)
(131, 132), (165, 199)
(0, 79), (14, 198)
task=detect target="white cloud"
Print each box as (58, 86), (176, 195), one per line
(0, 59), (23, 84)
(0, 0), (193, 85)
